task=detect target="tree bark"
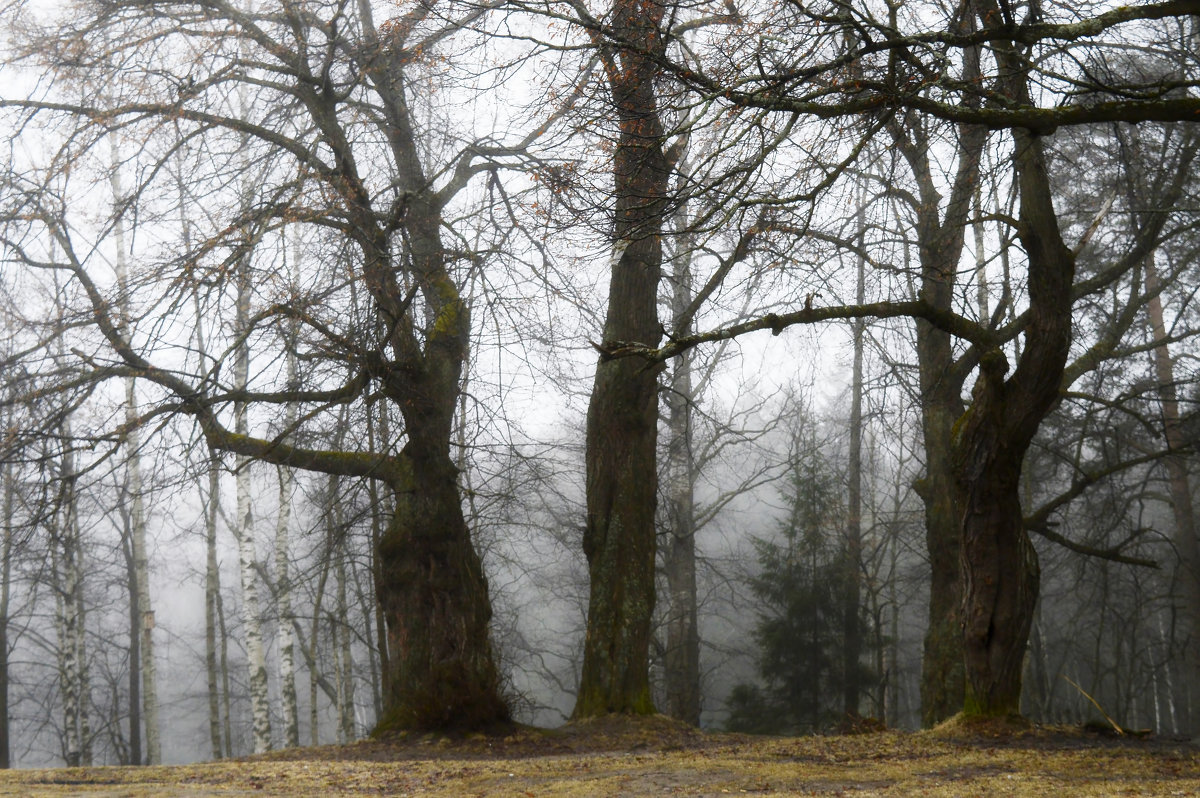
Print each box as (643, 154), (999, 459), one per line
(1145, 254), (1200, 733)
(113, 146), (160, 764)
(335, 538), (356, 742)
(574, 0), (671, 718)
(662, 179), (701, 726)
(375, 449), (506, 730)
(882, 5), (985, 726)
(234, 265), (273, 754)
(844, 203), (868, 719)
(205, 451), (223, 759)
(0, 457), (11, 768)
(956, 119), (1072, 716)
(54, 422), (87, 766)
(275, 244), (300, 748)
(122, 519), (141, 765)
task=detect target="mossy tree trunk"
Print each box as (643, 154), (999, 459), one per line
(375, 446), (506, 731)
(574, 0), (672, 719)
(954, 133), (1071, 719)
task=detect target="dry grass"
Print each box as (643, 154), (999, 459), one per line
(0, 715), (1195, 796)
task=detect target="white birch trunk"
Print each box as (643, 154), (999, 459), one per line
(52, 540), (77, 766)
(275, 232), (300, 748)
(275, 464), (298, 748)
(55, 424), (82, 766)
(235, 265), (273, 754)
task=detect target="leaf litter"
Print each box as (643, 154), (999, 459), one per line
(0, 714), (1196, 796)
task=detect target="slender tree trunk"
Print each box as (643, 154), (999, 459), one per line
(574, 0), (670, 719)
(309, 550), (329, 748)
(75, 522), (92, 767)
(1145, 254), (1200, 734)
(275, 463), (299, 748)
(122, 523), (141, 765)
(336, 537), (355, 742)
(367, 402), (390, 719)
(179, 164), (224, 760)
(0, 458), (10, 768)
(234, 266), (273, 754)
(205, 452), (223, 759)
(275, 227), (300, 749)
(843, 205), (867, 718)
(55, 426), (83, 766)
(662, 185), (701, 726)
(124, 389), (158, 764)
(52, 541), (77, 766)
(217, 583), (233, 755)
(112, 145), (160, 764)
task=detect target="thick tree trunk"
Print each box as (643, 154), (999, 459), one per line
(955, 408), (1040, 716)
(955, 110), (1073, 716)
(889, 8), (984, 726)
(916, 395), (965, 725)
(374, 445), (507, 731)
(574, 0), (670, 720)
(577, 352), (661, 717)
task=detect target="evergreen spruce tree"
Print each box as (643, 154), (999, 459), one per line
(728, 422), (871, 734)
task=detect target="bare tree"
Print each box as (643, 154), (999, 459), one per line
(0, 0), (565, 732)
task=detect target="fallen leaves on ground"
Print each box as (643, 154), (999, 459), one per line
(0, 714), (1196, 796)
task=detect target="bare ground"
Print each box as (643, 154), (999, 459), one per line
(2, 715), (1197, 797)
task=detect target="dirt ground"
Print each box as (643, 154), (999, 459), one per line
(1, 714), (1196, 797)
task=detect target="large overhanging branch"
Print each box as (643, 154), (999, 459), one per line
(1027, 522), (1158, 568)
(592, 298), (985, 363)
(18, 210), (405, 485)
(559, 0), (1200, 133)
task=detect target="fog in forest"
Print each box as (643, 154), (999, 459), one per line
(0, 0), (1198, 769)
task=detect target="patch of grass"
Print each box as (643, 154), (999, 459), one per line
(0, 716), (1194, 796)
